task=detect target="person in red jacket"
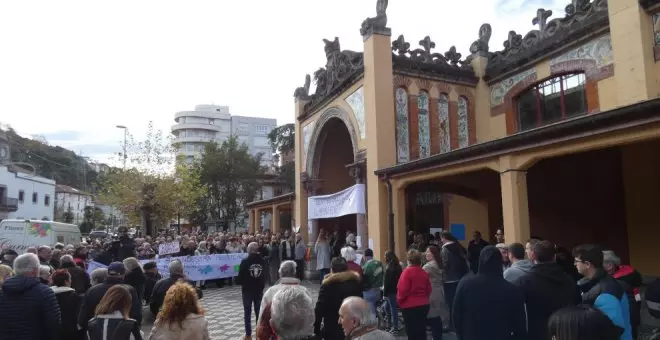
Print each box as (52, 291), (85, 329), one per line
(397, 249), (431, 340)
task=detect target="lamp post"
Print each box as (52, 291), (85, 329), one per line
(116, 125), (127, 169)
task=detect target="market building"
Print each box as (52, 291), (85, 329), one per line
(247, 0), (660, 276)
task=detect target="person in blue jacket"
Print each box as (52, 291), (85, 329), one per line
(573, 244), (632, 340)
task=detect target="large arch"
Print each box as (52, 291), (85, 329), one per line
(306, 106), (360, 178)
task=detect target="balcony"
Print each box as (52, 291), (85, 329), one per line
(0, 197), (19, 212)
(172, 136), (217, 144)
(171, 122), (223, 133)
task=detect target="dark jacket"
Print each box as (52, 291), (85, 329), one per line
(149, 274), (200, 315)
(87, 312), (136, 340)
(441, 242), (469, 282)
(0, 276), (61, 340)
(453, 246), (527, 340)
(314, 271), (363, 340)
(579, 269), (632, 340)
(383, 262), (402, 297)
(280, 240), (295, 261)
(62, 261), (91, 295)
(516, 262), (581, 340)
(467, 239), (489, 273)
(237, 253), (267, 295)
(52, 286), (85, 340)
(124, 268), (146, 302)
(143, 271), (161, 304)
(78, 276), (142, 340)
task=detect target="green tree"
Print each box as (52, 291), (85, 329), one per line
(173, 158), (206, 226)
(268, 123), (296, 191)
(62, 206), (74, 224)
(79, 205), (95, 234)
(267, 123), (295, 155)
(199, 136), (266, 230)
(98, 122), (179, 236)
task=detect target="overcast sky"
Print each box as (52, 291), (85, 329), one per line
(0, 0), (564, 166)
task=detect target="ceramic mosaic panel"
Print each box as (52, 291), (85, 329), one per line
(438, 94), (450, 153)
(490, 68), (536, 107)
(302, 121), (315, 170)
(418, 91), (431, 158)
(345, 87), (366, 139)
(550, 34), (613, 68)
(654, 13), (660, 45)
(457, 97), (469, 148)
(395, 88), (410, 163)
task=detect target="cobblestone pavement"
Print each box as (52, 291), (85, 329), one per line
(141, 281), (457, 340)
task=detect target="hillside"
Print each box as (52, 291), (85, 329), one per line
(2, 127), (101, 192)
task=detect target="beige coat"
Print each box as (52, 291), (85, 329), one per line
(147, 313), (210, 340)
(423, 260), (450, 324)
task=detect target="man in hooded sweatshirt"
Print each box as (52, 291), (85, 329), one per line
(515, 240), (581, 340)
(503, 242), (533, 283)
(452, 245), (527, 340)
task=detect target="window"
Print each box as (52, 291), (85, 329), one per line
(516, 73), (587, 131)
(438, 94), (450, 153)
(457, 96), (469, 148)
(32, 192), (38, 204)
(418, 91), (430, 158)
(254, 136), (270, 148)
(255, 124), (270, 134)
(395, 88), (410, 163)
(18, 190), (24, 203)
(238, 123), (249, 133)
(44, 195), (50, 206)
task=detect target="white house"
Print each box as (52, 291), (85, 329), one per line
(54, 184), (93, 225)
(0, 165), (56, 221)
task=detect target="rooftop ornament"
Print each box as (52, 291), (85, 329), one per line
(391, 35), (470, 69)
(360, 0), (390, 37)
(486, 0), (608, 78)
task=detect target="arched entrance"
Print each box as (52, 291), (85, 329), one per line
(305, 107), (365, 253)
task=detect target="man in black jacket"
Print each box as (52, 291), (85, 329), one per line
(452, 246), (527, 340)
(0, 253), (61, 340)
(516, 240), (581, 340)
(237, 242), (266, 340)
(149, 259), (199, 315)
(78, 262), (143, 340)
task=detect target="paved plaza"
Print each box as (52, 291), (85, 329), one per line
(141, 281), (457, 340)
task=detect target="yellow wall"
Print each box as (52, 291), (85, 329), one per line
(622, 140), (660, 276)
(447, 195), (490, 248)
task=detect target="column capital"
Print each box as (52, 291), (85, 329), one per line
(301, 173), (323, 196)
(346, 160), (367, 184)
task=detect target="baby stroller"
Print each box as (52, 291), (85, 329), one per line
(375, 291), (405, 335)
(646, 278), (660, 340)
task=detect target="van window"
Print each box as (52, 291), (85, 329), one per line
(57, 236), (64, 243)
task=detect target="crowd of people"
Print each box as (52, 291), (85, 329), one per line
(1, 226), (660, 340)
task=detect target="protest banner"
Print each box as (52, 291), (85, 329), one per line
(158, 241), (180, 255)
(87, 253), (249, 281)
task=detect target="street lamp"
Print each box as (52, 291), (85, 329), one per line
(116, 125), (127, 169)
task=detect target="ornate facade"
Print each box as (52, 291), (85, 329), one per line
(286, 0), (660, 276)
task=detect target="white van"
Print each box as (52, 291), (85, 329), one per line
(0, 219), (81, 253)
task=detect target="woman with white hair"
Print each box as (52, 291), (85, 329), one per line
(341, 246), (363, 279)
(123, 257), (147, 302)
(603, 249), (642, 339)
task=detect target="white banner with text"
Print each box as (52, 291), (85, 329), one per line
(307, 184), (366, 220)
(87, 253), (249, 281)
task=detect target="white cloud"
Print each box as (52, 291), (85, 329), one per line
(0, 0), (568, 164)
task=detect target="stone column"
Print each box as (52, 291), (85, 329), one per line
(302, 176), (323, 280)
(302, 176), (323, 247)
(348, 161), (368, 250)
(500, 169), (531, 243)
(272, 205), (280, 234)
(608, 0), (657, 106)
(248, 209), (255, 234)
(363, 20), (397, 260)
